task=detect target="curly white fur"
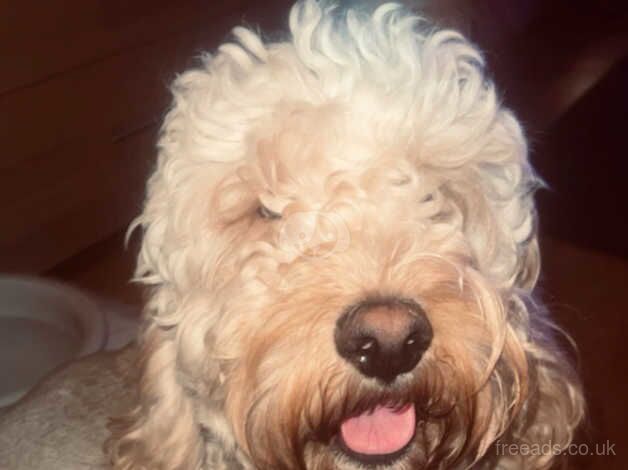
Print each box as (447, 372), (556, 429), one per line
(108, 2), (584, 469)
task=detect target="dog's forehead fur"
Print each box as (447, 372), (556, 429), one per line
(107, 2), (583, 470)
(142, 0), (536, 293)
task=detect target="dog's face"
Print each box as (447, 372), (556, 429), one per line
(195, 104), (527, 469)
(109, 2), (583, 469)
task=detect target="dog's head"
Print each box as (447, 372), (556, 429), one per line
(108, 2), (583, 469)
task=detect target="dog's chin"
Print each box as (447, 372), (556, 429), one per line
(331, 402), (417, 468)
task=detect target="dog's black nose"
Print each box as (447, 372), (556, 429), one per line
(335, 299), (432, 383)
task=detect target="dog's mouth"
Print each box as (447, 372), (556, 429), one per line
(336, 403), (416, 465)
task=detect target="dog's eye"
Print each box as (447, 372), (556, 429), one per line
(257, 205), (282, 220)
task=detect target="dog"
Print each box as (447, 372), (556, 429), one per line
(0, 1), (584, 469)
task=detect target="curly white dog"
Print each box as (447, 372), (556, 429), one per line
(0, 1), (584, 469)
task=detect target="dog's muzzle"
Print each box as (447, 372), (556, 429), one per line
(332, 298), (432, 462)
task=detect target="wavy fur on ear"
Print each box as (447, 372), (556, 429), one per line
(106, 323), (205, 469)
(479, 297), (585, 470)
(107, 1), (583, 468)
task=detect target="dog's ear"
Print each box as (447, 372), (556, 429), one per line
(441, 108), (542, 292)
(507, 335), (585, 468)
(106, 324), (204, 469)
(104, 31), (242, 468)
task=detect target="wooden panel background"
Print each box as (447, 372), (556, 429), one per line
(0, 0), (267, 273)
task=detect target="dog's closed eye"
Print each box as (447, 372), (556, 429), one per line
(257, 204), (282, 220)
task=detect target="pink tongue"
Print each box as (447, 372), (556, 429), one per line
(340, 404), (416, 456)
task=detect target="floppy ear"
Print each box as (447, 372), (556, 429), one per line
(495, 328), (585, 469)
(446, 107), (541, 292)
(104, 26), (259, 468)
(106, 323), (204, 469)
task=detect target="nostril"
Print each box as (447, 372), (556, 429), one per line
(359, 337), (376, 352)
(404, 325), (430, 349)
(354, 337), (379, 366)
